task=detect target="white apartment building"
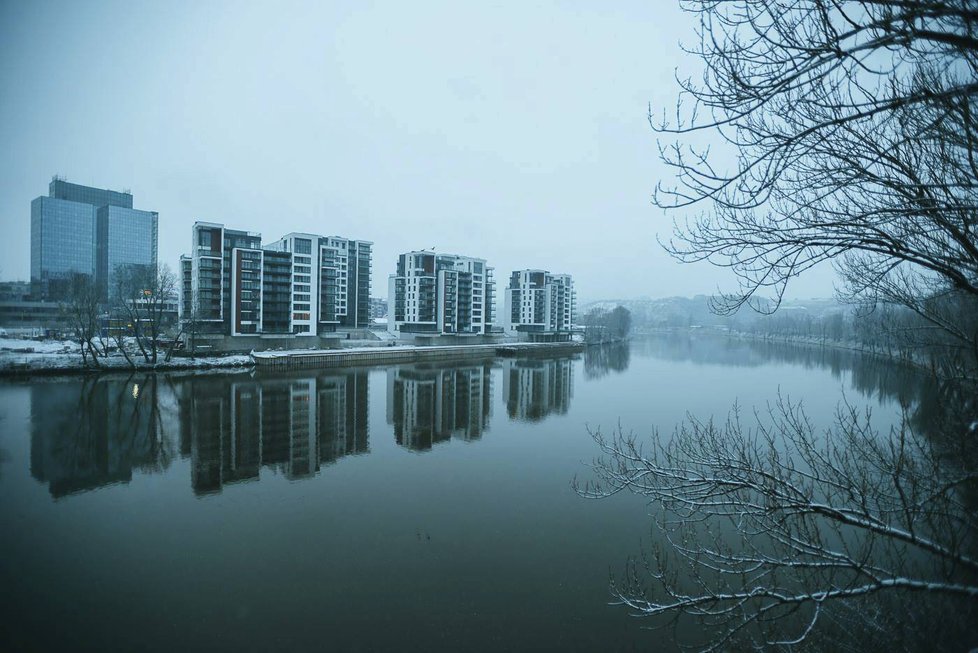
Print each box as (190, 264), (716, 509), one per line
(503, 269), (575, 335)
(388, 250), (495, 335)
(264, 233), (373, 334)
(181, 223), (372, 338)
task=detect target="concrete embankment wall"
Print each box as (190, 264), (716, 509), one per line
(396, 334), (504, 346)
(181, 330), (390, 354)
(182, 334), (344, 354)
(253, 342), (583, 371)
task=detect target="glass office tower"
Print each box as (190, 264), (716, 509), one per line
(96, 205), (159, 299)
(49, 178), (133, 210)
(30, 197), (97, 282)
(30, 177), (158, 300)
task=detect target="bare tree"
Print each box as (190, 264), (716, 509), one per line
(577, 397), (978, 650)
(581, 306), (633, 343)
(60, 273), (106, 368)
(655, 1), (978, 360)
(113, 264), (179, 365)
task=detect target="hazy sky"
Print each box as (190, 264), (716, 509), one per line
(0, 0), (837, 304)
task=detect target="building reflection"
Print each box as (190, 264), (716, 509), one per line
(30, 376), (174, 498)
(386, 362), (492, 451)
(178, 369), (369, 494)
(502, 357), (574, 422)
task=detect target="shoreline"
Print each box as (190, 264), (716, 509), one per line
(0, 355), (255, 378)
(252, 341), (584, 370)
(640, 327), (932, 374)
(0, 340), (587, 378)
(3, 331), (929, 379)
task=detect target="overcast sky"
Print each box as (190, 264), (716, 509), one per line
(0, 0), (837, 304)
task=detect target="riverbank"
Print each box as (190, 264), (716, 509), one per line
(728, 330), (933, 371)
(253, 341), (584, 370)
(641, 327), (934, 374)
(0, 337), (253, 376)
(0, 337), (586, 377)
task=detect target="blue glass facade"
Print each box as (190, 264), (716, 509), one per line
(97, 205), (159, 299)
(30, 179), (157, 300)
(30, 197), (97, 281)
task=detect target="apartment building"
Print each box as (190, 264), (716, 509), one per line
(181, 222), (371, 337)
(503, 269), (575, 336)
(387, 250), (495, 335)
(264, 233), (372, 333)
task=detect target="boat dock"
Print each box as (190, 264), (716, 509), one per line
(252, 341), (584, 370)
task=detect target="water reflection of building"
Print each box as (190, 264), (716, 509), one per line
(502, 357), (574, 422)
(30, 377), (170, 498)
(178, 370), (369, 495)
(386, 363), (492, 451)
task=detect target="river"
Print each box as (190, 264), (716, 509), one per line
(0, 334), (931, 651)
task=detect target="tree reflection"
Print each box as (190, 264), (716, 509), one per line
(30, 375), (175, 498)
(633, 333), (958, 435)
(583, 342), (630, 380)
(27, 368), (372, 498)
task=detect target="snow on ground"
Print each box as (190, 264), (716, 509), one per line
(0, 337), (252, 374)
(0, 337), (79, 354)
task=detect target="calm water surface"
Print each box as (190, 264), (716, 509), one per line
(0, 335), (925, 651)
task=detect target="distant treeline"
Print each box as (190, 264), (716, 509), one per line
(580, 305), (631, 343)
(581, 295), (978, 377)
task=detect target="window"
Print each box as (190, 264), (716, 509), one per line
(295, 238), (312, 254)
